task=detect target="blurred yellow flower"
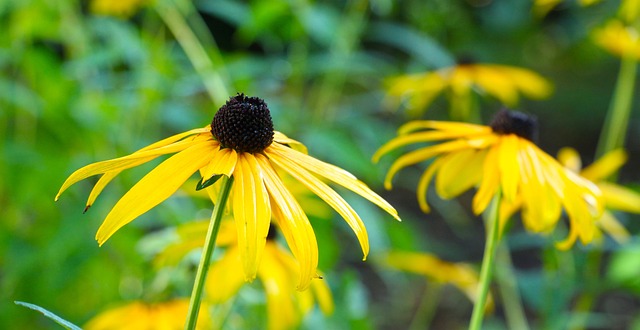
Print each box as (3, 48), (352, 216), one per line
(57, 94), (399, 290)
(558, 148), (640, 243)
(156, 220), (333, 330)
(84, 299), (210, 330)
(384, 251), (492, 309)
(373, 109), (603, 248)
(91, 0), (148, 17)
(532, 0), (602, 18)
(620, 0), (640, 23)
(386, 62), (552, 118)
(593, 20), (640, 59)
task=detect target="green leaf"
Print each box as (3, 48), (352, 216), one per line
(14, 301), (82, 330)
(196, 174), (222, 191)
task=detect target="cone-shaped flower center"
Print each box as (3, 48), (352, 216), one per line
(490, 109), (538, 142)
(211, 94), (275, 153)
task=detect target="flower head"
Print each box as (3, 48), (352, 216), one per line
(57, 94), (400, 289)
(84, 299), (211, 330)
(386, 62), (552, 117)
(373, 109), (603, 248)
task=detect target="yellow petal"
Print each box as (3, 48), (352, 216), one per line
(435, 148), (485, 200)
(310, 273), (334, 315)
(200, 146), (238, 180)
(557, 147), (582, 173)
(398, 120), (490, 135)
(259, 243), (301, 330)
(269, 143), (400, 221)
(417, 157), (446, 213)
(274, 131), (308, 154)
(473, 145), (500, 214)
(95, 141), (215, 245)
(581, 149), (627, 181)
(599, 181), (640, 213)
(474, 66), (519, 105)
(597, 210), (631, 244)
(256, 154), (317, 290)
(56, 136), (209, 201)
(269, 149), (370, 260)
(497, 135), (521, 202)
(498, 65), (553, 100)
(232, 153), (272, 281)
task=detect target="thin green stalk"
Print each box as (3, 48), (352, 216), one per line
(156, 0), (230, 108)
(595, 56), (637, 158)
(496, 245), (529, 330)
(185, 176), (234, 330)
(469, 191), (502, 330)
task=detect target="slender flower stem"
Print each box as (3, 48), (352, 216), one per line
(185, 176), (234, 330)
(595, 56), (637, 158)
(408, 281), (443, 330)
(496, 245), (529, 330)
(469, 191), (502, 330)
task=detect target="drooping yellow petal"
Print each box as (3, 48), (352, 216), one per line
(580, 149), (627, 181)
(200, 145), (238, 180)
(56, 136), (209, 201)
(417, 157), (446, 213)
(499, 65), (553, 100)
(398, 120), (490, 135)
(274, 131), (308, 154)
(256, 153), (317, 290)
(269, 143), (400, 221)
(473, 145), (500, 214)
(597, 210), (631, 244)
(435, 148), (485, 200)
(498, 135), (521, 202)
(599, 181), (640, 212)
(95, 141), (215, 245)
(232, 153), (272, 281)
(474, 66), (519, 106)
(269, 149), (370, 260)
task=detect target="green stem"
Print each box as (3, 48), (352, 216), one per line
(496, 245), (529, 330)
(156, 0), (230, 107)
(185, 176), (234, 330)
(408, 281), (443, 330)
(469, 191), (502, 330)
(595, 56), (637, 158)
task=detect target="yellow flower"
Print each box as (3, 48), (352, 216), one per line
(154, 220), (333, 330)
(90, 0), (148, 17)
(620, 0), (640, 23)
(84, 299), (211, 330)
(386, 62), (552, 117)
(57, 94), (400, 290)
(384, 251), (492, 309)
(558, 148), (640, 243)
(373, 109), (603, 248)
(593, 20), (640, 59)
(532, 0), (602, 17)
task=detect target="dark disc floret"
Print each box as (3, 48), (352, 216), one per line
(489, 109), (538, 142)
(211, 93), (274, 153)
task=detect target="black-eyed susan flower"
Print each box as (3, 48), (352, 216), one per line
(90, 0), (148, 17)
(57, 94), (400, 290)
(593, 20), (640, 59)
(558, 147), (640, 243)
(84, 299), (211, 330)
(373, 109), (603, 248)
(386, 62), (552, 119)
(384, 251), (491, 309)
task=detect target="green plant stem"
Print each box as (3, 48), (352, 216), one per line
(469, 191), (502, 330)
(595, 56), (637, 158)
(156, 0), (230, 107)
(185, 176), (234, 330)
(496, 245), (529, 330)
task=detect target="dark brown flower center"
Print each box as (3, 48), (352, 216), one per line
(490, 109), (538, 142)
(211, 94), (274, 153)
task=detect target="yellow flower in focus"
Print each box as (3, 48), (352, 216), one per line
(56, 94), (400, 290)
(84, 299), (210, 330)
(386, 62), (552, 118)
(385, 251), (492, 308)
(558, 148), (640, 243)
(91, 0), (148, 17)
(593, 20), (640, 59)
(373, 109), (603, 248)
